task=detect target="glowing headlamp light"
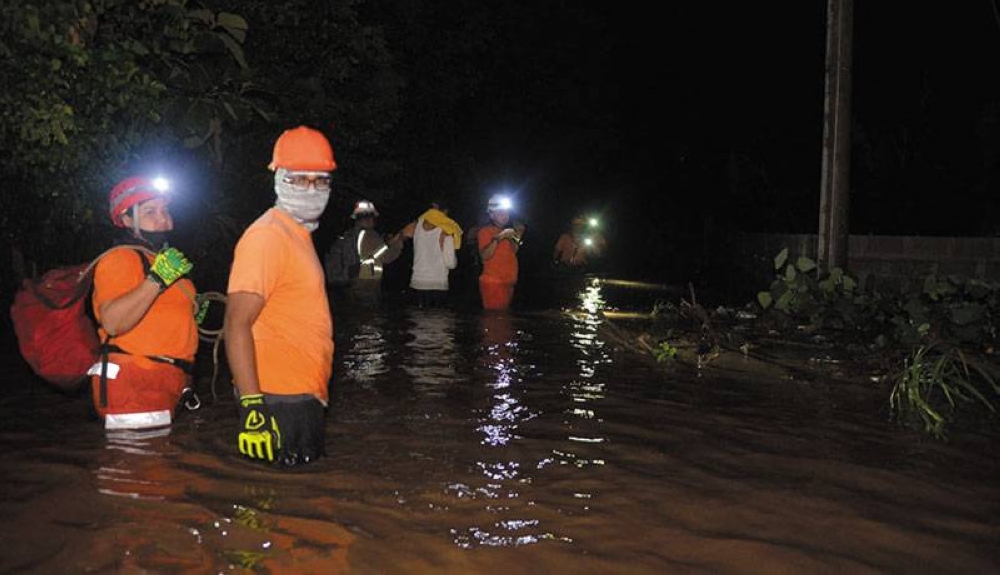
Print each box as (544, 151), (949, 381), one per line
(587, 217), (599, 228)
(584, 237), (594, 247)
(491, 195), (513, 211)
(152, 177), (170, 192)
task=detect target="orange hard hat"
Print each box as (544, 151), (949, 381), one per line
(268, 126), (337, 172)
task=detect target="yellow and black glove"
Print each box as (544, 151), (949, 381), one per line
(237, 394), (281, 461)
(147, 246), (193, 290)
(194, 294), (210, 325)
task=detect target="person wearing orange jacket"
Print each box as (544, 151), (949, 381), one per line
(91, 176), (199, 431)
(224, 126), (336, 467)
(477, 194), (523, 310)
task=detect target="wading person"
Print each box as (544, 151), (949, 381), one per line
(403, 200), (462, 307)
(225, 126), (336, 466)
(553, 215), (605, 270)
(477, 194), (523, 310)
(325, 200), (403, 304)
(92, 176), (198, 430)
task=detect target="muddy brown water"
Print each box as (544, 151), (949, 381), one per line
(1, 278), (998, 574)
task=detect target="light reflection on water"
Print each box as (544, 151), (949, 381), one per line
(403, 308), (460, 396)
(0, 279), (998, 573)
(342, 315), (390, 384)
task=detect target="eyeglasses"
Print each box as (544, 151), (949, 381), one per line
(282, 172), (332, 192)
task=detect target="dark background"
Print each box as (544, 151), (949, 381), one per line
(4, 1), (1000, 302)
(372, 1), (1000, 288)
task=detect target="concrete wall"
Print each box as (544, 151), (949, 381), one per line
(726, 232), (1000, 293)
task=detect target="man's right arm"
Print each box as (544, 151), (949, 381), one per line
(224, 291), (266, 396)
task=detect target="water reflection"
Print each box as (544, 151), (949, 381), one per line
(403, 308), (460, 394)
(3, 281), (999, 573)
(341, 313), (390, 384)
(97, 429), (179, 500)
(443, 311), (553, 549)
(565, 277), (610, 418)
(476, 312), (533, 447)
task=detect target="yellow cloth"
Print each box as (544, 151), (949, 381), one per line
(419, 209), (463, 245)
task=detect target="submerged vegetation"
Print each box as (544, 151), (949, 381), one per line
(755, 248), (999, 437)
(623, 247), (1000, 439)
(889, 343), (999, 438)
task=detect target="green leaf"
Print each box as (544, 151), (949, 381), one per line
(774, 248), (788, 271)
(950, 303), (985, 326)
(775, 291), (794, 312)
(796, 256), (817, 273)
(923, 274), (938, 296)
(757, 291), (773, 309)
(218, 12), (248, 43)
(784, 265), (797, 282)
(188, 8), (214, 25)
(842, 275), (856, 291)
(129, 40), (149, 56)
(217, 33), (248, 69)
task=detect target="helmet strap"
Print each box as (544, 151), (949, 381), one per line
(132, 205), (142, 236)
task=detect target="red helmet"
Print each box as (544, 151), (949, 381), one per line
(268, 126), (337, 172)
(108, 176), (168, 228)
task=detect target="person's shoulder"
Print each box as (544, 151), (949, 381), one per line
(93, 245), (148, 283)
(98, 245), (149, 267)
(237, 220), (286, 253)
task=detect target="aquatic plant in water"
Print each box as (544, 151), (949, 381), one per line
(653, 341), (678, 363)
(889, 343), (1000, 438)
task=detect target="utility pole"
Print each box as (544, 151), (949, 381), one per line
(818, 0), (853, 272)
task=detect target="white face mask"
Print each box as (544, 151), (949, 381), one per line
(274, 169), (331, 231)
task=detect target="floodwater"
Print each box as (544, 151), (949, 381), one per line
(1, 277), (998, 574)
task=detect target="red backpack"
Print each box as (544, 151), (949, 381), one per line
(10, 246), (153, 391)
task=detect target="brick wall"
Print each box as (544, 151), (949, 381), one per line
(725, 232), (1000, 294)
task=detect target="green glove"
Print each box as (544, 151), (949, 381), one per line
(148, 247), (193, 289)
(194, 294), (210, 325)
(238, 394), (281, 462)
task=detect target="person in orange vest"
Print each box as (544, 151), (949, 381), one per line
(224, 126), (336, 466)
(477, 194), (523, 310)
(91, 176), (199, 431)
(553, 214), (605, 270)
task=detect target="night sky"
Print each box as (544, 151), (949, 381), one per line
(373, 1), (1000, 254)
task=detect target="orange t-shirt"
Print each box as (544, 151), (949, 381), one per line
(227, 208), (333, 402)
(92, 247), (198, 365)
(478, 225), (519, 284)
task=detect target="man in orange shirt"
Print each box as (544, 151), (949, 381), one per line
(478, 194), (523, 310)
(553, 215), (605, 270)
(91, 176), (198, 431)
(224, 126), (336, 466)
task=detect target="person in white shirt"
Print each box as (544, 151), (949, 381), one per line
(401, 201), (462, 307)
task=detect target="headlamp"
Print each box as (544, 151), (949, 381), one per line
(588, 217), (599, 228)
(152, 177), (170, 192)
